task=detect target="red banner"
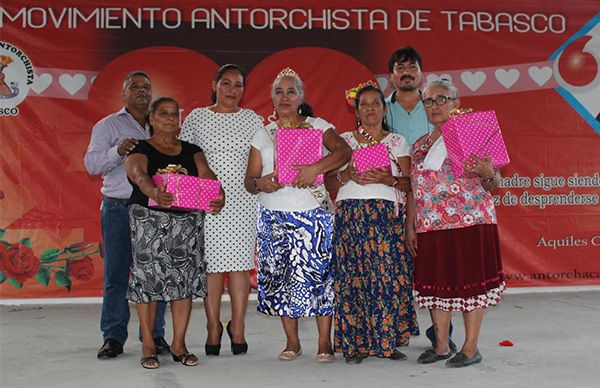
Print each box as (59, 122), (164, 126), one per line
(1, 0), (599, 299)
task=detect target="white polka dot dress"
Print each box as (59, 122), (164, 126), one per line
(180, 108), (263, 273)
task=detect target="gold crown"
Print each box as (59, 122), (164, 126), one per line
(277, 67), (300, 79)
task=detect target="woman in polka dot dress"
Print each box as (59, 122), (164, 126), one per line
(407, 79), (505, 368)
(179, 64), (263, 356)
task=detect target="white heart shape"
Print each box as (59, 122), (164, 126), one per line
(495, 68), (520, 89)
(31, 73), (53, 94)
(528, 66), (552, 86)
(59, 73), (86, 95)
(376, 76), (388, 90)
(460, 71), (486, 91)
(426, 73), (453, 84)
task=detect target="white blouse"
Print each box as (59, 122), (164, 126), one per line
(336, 131), (410, 204)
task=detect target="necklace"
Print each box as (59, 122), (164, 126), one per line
(278, 116), (308, 129)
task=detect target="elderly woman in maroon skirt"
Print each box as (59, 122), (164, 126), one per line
(405, 79), (505, 368)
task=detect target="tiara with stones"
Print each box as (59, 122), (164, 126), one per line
(277, 67), (300, 79)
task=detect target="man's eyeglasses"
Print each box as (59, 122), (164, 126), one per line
(422, 95), (457, 108)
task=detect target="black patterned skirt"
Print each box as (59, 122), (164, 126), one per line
(126, 204), (207, 303)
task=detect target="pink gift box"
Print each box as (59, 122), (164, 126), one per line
(275, 128), (324, 185)
(441, 110), (510, 178)
(353, 143), (391, 175)
(148, 173), (221, 211)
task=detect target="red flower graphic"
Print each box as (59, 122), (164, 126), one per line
(67, 256), (95, 281)
(0, 242), (41, 283)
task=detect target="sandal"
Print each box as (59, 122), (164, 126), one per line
(315, 352), (335, 363)
(140, 354), (159, 369)
(172, 352), (199, 366)
(278, 347), (302, 361)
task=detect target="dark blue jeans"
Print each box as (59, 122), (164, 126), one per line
(100, 197), (166, 345)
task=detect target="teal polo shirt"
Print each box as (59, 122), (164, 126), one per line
(385, 91), (433, 147)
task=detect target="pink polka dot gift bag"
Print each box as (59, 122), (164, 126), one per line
(275, 128), (324, 185)
(148, 172), (221, 211)
(440, 110), (510, 178)
(353, 143), (391, 176)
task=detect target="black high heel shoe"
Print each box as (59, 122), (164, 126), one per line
(226, 320), (248, 355)
(205, 321), (223, 356)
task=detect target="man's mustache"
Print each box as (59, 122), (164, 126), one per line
(401, 75), (415, 81)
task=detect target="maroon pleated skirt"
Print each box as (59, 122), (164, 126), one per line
(414, 224), (505, 312)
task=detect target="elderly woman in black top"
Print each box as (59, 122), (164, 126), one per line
(125, 97), (224, 369)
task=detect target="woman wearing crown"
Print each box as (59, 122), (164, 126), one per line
(326, 82), (418, 364)
(244, 67), (351, 363)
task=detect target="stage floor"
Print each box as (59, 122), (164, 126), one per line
(1, 291), (598, 388)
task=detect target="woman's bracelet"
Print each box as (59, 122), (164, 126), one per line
(336, 169), (348, 185)
(480, 172), (497, 184)
(252, 177), (262, 193)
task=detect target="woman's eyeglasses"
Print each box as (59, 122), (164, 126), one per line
(422, 95), (457, 108)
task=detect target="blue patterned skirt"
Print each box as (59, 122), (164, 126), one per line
(333, 199), (419, 357)
(256, 204), (334, 317)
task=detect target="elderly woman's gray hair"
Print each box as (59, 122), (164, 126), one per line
(271, 74), (305, 99)
(423, 79), (459, 99)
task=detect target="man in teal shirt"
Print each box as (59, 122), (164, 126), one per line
(385, 47), (455, 356)
(385, 47), (433, 146)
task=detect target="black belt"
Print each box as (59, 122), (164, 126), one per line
(103, 196), (129, 204)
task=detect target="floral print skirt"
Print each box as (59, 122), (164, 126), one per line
(333, 199), (419, 358)
(126, 204), (207, 303)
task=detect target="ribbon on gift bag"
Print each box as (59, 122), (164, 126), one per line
(158, 164), (187, 208)
(156, 164), (188, 175)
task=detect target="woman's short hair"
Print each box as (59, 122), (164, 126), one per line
(147, 97), (178, 135)
(423, 79), (459, 99)
(149, 97), (179, 115)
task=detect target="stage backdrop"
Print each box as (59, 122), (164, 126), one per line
(1, 0), (599, 299)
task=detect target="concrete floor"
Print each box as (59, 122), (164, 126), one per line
(1, 291), (599, 388)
